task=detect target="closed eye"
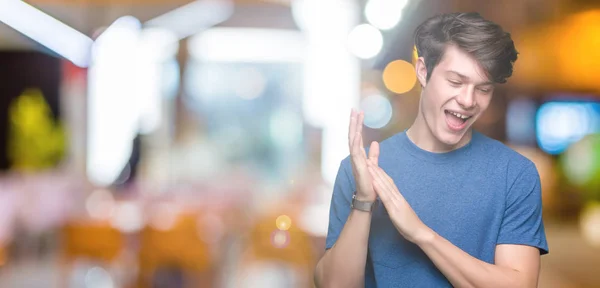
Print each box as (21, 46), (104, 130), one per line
(448, 80), (461, 86)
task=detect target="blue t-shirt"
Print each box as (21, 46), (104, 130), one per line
(325, 130), (549, 287)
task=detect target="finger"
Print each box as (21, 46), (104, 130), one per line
(359, 131), (367, 159)
(372, 166), (403, 205)
(366, 159), (378, 172)
(353, 111), (361, 148)
(368, 166), (385, 197)
(368, 166), (392, 202)
(368, 141), (380, 167)
(380, 167), (396, 187)
(376, 166), (403, 202)
(352, 129), (366, 166)
(358, 112), (367, 158)
(369, 168), (398, 213)
(357, 111), (364, 141)
(348, 109), (356, 150)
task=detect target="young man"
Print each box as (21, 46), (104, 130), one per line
(314, 12), (548, 287)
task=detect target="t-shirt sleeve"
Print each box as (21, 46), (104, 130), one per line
(325, 159), (355, 250)
(497, 162), (549, 255)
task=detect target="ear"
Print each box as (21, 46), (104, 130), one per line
(415, 57), (428, 87)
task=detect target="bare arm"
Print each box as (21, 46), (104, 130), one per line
(314, 208), (372, 288)
(417, 231), (540, 288)
(314, 110), (380, 288)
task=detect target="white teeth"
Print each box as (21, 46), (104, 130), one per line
(449, 111), (470, 119)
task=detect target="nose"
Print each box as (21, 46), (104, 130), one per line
(456, 86), (476, 110)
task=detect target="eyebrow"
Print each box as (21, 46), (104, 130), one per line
(446, 70), (494, 86)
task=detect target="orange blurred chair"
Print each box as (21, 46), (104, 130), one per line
(137, 213), (216, 288)
(60, 221), (125, 287)
(249, 215), (314, 267)
(0, 243), (6, 268)
(240, 211), (316, 288)
(62, 221), (124, 263)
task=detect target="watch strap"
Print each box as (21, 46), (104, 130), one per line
(351, 192), (376, 212)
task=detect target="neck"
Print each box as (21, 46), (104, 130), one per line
(406, 109), (472, 153)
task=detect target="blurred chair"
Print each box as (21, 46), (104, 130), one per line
(0, 243), (5, 268)
(62, 221), (123, 263)
(239, 211), (316, 288)
(60, 221), (124, 287)
(137, 213), (216, 288)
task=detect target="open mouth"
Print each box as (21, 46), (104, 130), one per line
(444, 110), (472, 131)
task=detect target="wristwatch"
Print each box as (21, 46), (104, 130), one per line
(351, 192), (377, 212)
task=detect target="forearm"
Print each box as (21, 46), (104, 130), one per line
(315, 209), (372, 288)
(416, 230), (531, 288)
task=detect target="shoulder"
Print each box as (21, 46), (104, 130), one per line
(473, 132), (539, 193)
(473, 131), (537, 173)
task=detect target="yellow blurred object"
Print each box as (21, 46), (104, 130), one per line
(138, 213), (213, 286)
(383, 60), (417, 94)
(8, 88), (66, 171)
(513, 9), (600, 92)
(275, 214), (292, 231)
(62, 221), (124, 262)
(554, 10), (600, 92)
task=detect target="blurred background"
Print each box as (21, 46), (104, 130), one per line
(0, 0), (599, 287)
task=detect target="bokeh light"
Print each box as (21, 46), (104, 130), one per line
(85, 266), (115, 288)
(360, 94), (393, 129)
(234, 67), (267, 100)
(347, 24), (383, 59)
(580, 202), (600, 248)
(271, 230), (290, 249)
(275, 215), (292, 231)
(110, 202), (143, 233)
(562, 134), (600, 192)
(364, 0), (407, 30)
(536, 102), (600, 154)
(86, 189), (115, 220)
(382, 60), (417, 94)
(149, 202), (179, 231)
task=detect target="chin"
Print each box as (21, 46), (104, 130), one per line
(435, 126), (469, 147)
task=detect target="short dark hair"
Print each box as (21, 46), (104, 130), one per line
(414, 12), (518, 84)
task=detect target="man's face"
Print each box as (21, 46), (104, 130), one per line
(416, 45), (494, 146)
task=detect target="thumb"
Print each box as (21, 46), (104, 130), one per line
(368, 141), (380, 167)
